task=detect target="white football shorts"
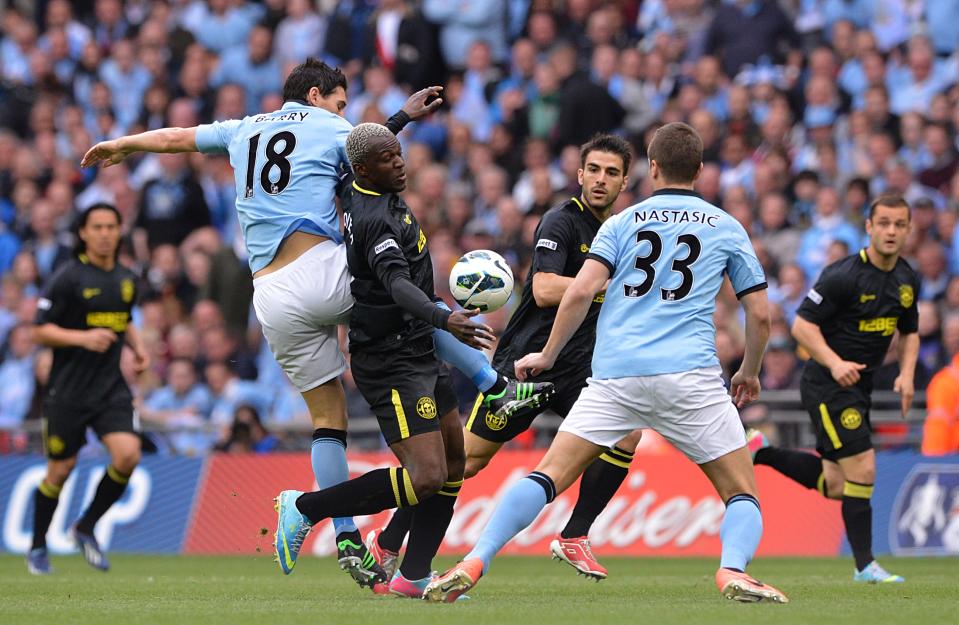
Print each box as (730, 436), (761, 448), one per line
(559, 366), (746, 464)
(252, 240), (353, 392)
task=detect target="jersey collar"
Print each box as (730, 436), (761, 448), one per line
(282, 99), (310, 109)
(352, 180), (381, 196)
(651, 188), (701, 198)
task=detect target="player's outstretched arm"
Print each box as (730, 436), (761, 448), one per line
(731, 289), (771, 407)
(80, 127), (199, 168)
(516, 259), (608, 379)
(894, 331), (919, 418)
(792, 316), (865, 387)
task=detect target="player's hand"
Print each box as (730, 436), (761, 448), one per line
(80, 139), (129, 169)
(893, 374), (914, 419)
(446, 309), (495, 350)
(132, 346), (151, 374)
(401, 86), (444, 120)
(83, 328), (118, 352)
(730, 370), (761, 408)
(514, 352), (556, 381)
(830, 360), (867, 387)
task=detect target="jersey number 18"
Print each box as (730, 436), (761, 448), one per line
(244, 131), (296, 198)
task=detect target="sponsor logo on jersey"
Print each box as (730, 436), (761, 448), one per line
(404, 213), (412, 225)
(416, 397), (437, 419)
(374, 239), (399, 255)
(858, 316), (898, 336)
(860, 293), (876, 303)
(899, 285), (914, 308)
(86, 311), (130, 332)
(82, 288), (101, 300)
(536, 239), (558, 251)
(840, 408), (862, 429)
(417, 229), (427, 253)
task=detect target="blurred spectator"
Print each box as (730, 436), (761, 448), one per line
(273, 0), (327, 67)
(423, 0), (508, 69)
(796, 186), (862, 280)
(0, 323), (35, 428)
(181, 0), (262, 55)
(210, 24), (282, 115)
(135, 153), (210, 250)
(21, 199), (70, 279)
(215, 405), (279, 453)
(761, 333), (800, 390)
(705, 0), (799, 77)
(922, 317), (959, 455)
(140, 358), (213, 456)
(205, 361), (271, 439)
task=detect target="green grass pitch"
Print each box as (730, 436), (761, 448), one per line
(2, 555), (957, 625)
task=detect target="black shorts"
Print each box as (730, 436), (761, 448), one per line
(800, 368), (873, 461)
(351, 338), (458, 445)
(43, 399), (136, 460)
(465, 368), (588, 443)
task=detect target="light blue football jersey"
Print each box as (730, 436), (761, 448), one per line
(195, 101), (353, 273)
(587, 189), (766, 379)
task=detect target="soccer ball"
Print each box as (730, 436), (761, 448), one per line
(449, 250), (514, 312)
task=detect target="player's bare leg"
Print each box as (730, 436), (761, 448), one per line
(551, 428), (643, 580)
(300, 377), (387, 587)
(821, 458), (844, 500)
(699, 447), (788, 603)
(463, 429), (504, 479)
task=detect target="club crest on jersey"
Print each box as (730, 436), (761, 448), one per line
(416, 397), (437, 419)
(121, 279), (135, 303)
(485, 410), (507, 431)
(580, 243), (589, 253)
(840, 408), (862, 430)
(899, 285), (914, 308)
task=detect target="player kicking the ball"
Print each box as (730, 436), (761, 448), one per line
(82, 59), (551, 588)
(367, 135), (643, 582)
(425, 123), (788, 604)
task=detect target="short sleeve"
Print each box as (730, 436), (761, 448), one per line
(531, 211), (572, 276)
(585, 217), (618, 274)
(721, 224), (766, 297)
(195, 119), (242, 154)
(35, 267), (72, 325)
(897, 275), (920, 334)
(796, 265), (851, 325)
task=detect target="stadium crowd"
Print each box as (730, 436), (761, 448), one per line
(1, 0), (958, 456)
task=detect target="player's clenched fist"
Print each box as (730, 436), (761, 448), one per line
(829, 359), (866, 387)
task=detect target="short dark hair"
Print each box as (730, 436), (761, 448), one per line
(868, 193), (911, 220)
(282, 57), (347, 102)
(647, 122), (702, 183)
(580, 134), (632, 173)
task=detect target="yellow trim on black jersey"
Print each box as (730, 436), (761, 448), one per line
(466, 393), (484, 431)
(352, 180), (381, 196)
(570, 196), (585, 211)
(859, 248), (868, 263)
